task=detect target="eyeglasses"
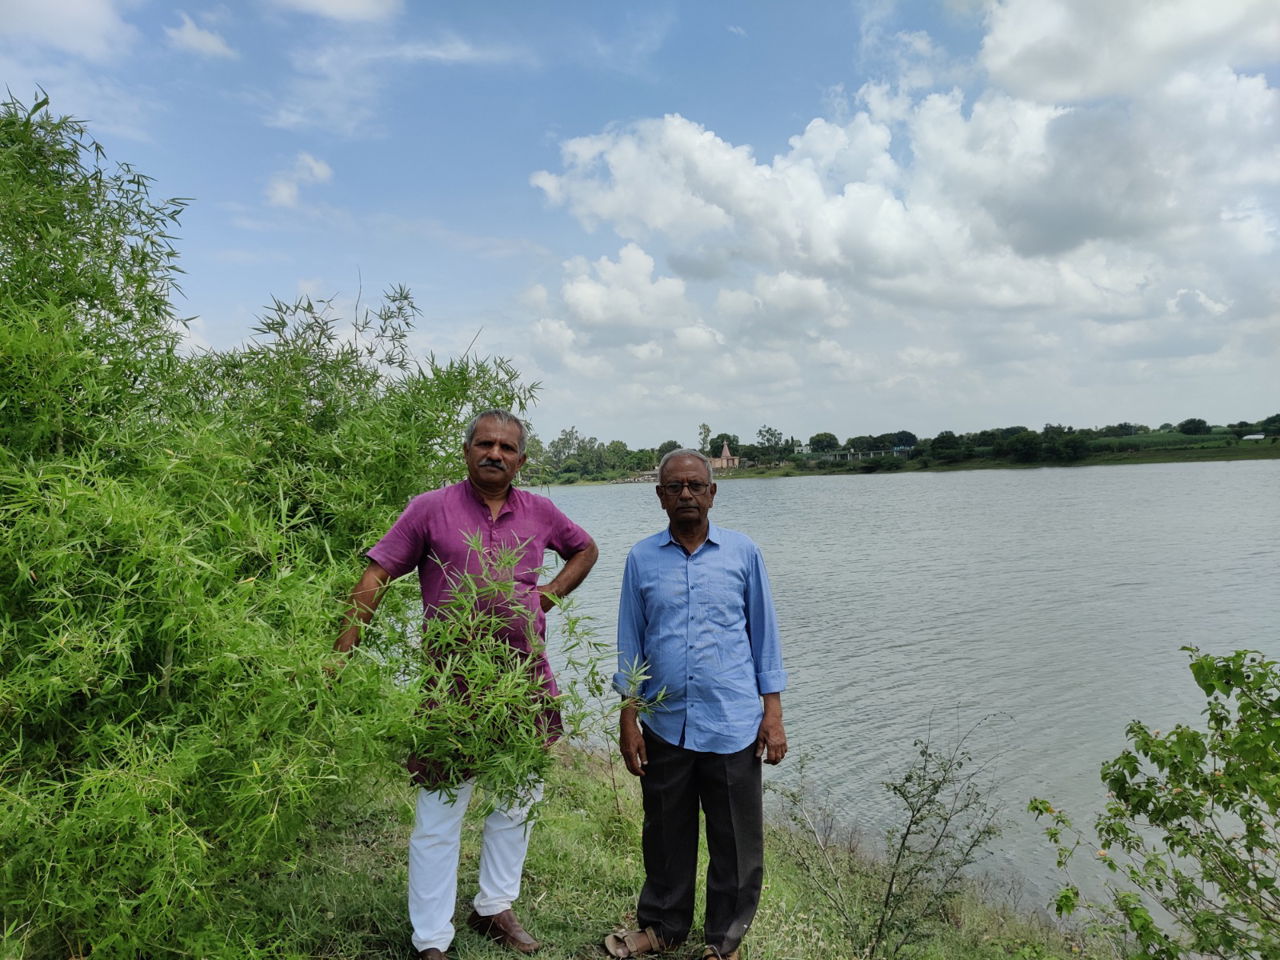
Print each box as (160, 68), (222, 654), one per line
(660, 480), (710, 496)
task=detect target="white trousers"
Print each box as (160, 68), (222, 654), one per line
(408, 779), (543, 953)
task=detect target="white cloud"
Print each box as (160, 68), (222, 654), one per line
(752, 272), (850, 329)
(535, 71), (1274, 307)
(270, 0), (401, 22)
(560, 244), (692, 334)
(810, 338), (872, 382)
(165, 12), (236, 59)
(981, 0), (1280, 102)
(672, 324), (725, 351)
(0, 51), (155, 140)
(525, 2), (1278, 442)
(714, 288), (757, 317)
(266, 35), (534, 135)
(626, 340), (663, 363)
(394, 37), (529, 65)
(532, 317), (577, 355)
(521, 284), (549, 312)
(899, 346), (964, 369)
(265, 152), (333, 207)
(562, 351), (613, 379)
(0, 0), (136, 61)
(179, 315), (213, 353)
(583, 12), (674, 76)
(532, 117), (740, 242)
(1167, 288), (1229, 319)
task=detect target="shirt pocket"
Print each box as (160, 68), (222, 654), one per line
(705, 580), (744, 632)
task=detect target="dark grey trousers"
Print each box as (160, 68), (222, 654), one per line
(637, 728), (764, 955)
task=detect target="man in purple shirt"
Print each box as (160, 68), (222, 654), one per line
(334, 409), (598, 960)
(604, 449), (787, 960)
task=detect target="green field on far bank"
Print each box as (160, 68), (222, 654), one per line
(560, 437), (1280, 486)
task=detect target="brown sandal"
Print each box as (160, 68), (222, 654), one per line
(603, 927), (663, 958)
(701, 947), (740, 960)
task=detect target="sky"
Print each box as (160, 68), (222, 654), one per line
(2, 0), (1278, 448)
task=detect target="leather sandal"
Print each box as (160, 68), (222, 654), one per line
(603, 926), (663, 958)
(701, 947), (740, 960)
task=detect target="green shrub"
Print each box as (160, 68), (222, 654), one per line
(1031, 648), (1280, 959)
(0, 94), (185, 459)
(0, 93), (545, 957)
(774, 717), (1004, 958)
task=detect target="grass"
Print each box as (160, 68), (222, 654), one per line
(239, 748), (1106, 960)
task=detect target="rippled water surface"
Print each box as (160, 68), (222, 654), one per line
(541, 460), (1280, 905)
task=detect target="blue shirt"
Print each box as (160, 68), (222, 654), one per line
(614, 523), (787, 754)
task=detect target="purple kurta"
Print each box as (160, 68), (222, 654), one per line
(367, 480), (591, 782)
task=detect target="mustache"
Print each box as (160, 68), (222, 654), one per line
(479, 458), (507, 469)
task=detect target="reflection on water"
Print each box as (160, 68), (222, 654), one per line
(540, 460), (1280, 907)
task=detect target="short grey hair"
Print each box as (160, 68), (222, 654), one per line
(464, 409), (527, 454)
(657, 448), (714, 481)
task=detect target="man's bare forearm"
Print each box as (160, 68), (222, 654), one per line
(619, 701), (647, 776)
(540, 539), (599, 606)
(334, 562), (392, 653)
(757, 692), (787, 764)
(762, 692), (782, 719)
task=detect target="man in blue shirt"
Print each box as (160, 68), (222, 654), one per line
(604, 449), (787, 960)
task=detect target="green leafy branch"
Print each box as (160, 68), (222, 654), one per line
(1031, 647), (1280, 960)
(773, 714), (1006, 959)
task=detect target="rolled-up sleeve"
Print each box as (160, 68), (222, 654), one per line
(746, 546), (787, 695)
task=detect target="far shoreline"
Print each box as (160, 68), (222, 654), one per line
(534, 440), (1280, 487)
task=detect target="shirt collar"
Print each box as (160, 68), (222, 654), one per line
(661, 522), (721, 552)
(463, 478), (519, 518)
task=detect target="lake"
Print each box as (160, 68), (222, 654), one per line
(539, 459), (1280, 908)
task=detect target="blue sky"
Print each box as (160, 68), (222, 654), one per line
(3, 0), (1277, 448)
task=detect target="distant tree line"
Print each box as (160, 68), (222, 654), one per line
(530, 414), (1280, 483)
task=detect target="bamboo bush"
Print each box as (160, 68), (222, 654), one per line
(0, 93), (557, 958)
